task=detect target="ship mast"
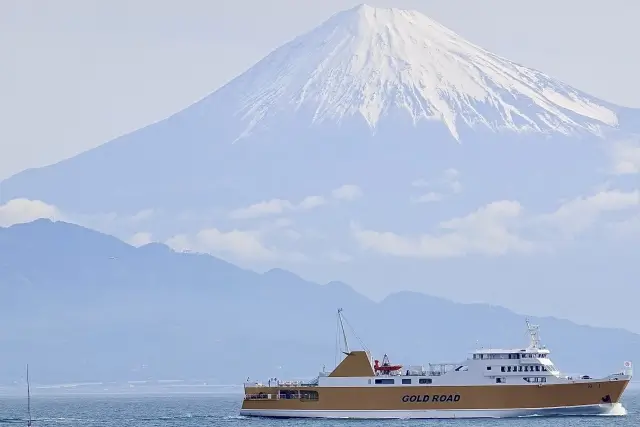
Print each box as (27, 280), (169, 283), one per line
(525, 319), (541, 349)
(337, 308), (349, 353)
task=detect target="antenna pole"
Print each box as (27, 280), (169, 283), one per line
(525, 319), (541, 349)
(337, 308), (349, 353)
(26, 364), (31, 427)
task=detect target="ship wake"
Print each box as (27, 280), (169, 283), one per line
(516, 402), (628, 418)
(600, 402), (627, 416)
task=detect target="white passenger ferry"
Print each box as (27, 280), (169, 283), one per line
(241, 309), (632, 418)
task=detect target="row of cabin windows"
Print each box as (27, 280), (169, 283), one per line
(494, 376), (547, 384)
(374, 378), (433, 385)
(473, 353), (548, 360)
(253, 390), (318, 400)
(501, 365), (547, 373)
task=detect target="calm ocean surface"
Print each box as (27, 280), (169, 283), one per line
(1, 390), (638, 426)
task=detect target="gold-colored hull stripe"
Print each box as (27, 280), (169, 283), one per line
(242, 380), (628, 411)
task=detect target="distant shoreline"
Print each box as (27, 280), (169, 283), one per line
(0, 382), (244, 397)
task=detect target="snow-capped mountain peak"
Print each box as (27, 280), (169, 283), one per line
(214, 3), (618, 141)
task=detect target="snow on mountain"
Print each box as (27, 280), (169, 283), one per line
(209, 4), (619, 141)
(1, 4), (638, 214)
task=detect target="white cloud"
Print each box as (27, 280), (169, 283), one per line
(230, 184), (361, 219)
(539, 189), (639, 236)
(411, 192), (443, 203)
(128, 209), (155, 222)
(411, 168), (462, 203)
(127, 232), (153, 247)
(165, 225), (308, 262)
(327, 250), (353, 263)
(0, 198), (307, 262)
(298, 195), (326, 210)
(331, 184), (363, 201)
(0, 198), (161, 248)
(256, 217), (303, 240)
(443, 168), (459, 179)
(411, 178), (430, 188)
(166, 227), (276, 260)
(0, 198), (63, 227)
(354, 187), (640, 259)
(229, 196), (327, 219)
(610, 139), (640, 175)
(352, 200), (531, 258)
(229, 199), (294, 219)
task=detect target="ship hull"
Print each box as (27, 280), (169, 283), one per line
(240, 402), (624, 418)
(241, 379), (629, 419)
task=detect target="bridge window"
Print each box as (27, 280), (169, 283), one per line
(486, 366), (491, 371)
(501, 366), (505, 372)
(419, 378), (432, 384)
(375, 378), (394, 385)
(402, 379), (411, 384)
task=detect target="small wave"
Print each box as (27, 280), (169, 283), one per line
(128, 414), (250, 423)
(135, 414), (214, 421)
(223, 415), (249, 420)
(1, 418), (96, 425)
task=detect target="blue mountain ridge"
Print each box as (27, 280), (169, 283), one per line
(0, 219), (637, 384)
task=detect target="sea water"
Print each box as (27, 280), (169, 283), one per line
(0, 390), (637, 426)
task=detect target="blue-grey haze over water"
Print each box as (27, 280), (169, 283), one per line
(1, 391), (638, 427)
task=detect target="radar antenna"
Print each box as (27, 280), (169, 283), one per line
(525, 319), (541, 349)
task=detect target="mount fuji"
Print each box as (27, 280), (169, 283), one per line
(2, 4), (639, 215)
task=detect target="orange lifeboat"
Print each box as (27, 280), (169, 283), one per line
(374, 354), (402, 372)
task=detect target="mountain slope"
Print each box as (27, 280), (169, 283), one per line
(204, 3), (620, 140)
(0, 219), (638, 384)
(1, 4), (639, 213)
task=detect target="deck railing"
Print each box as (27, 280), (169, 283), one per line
(246, 378), (319, 388)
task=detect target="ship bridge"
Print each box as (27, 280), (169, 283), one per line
(470, 319), (551, 359)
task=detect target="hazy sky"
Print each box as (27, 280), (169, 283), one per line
(2, 0), (639, 181)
